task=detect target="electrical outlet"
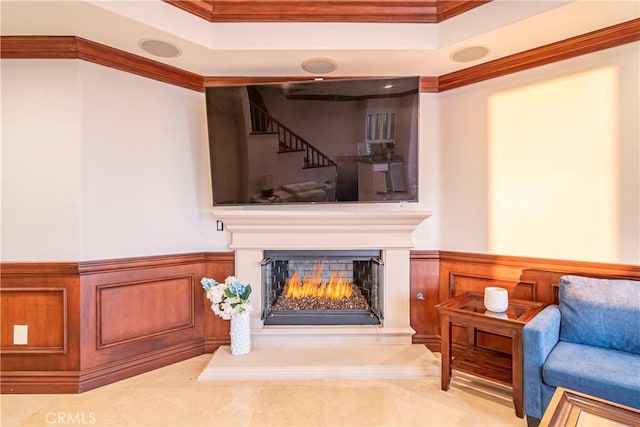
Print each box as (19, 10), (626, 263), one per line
(13, 324), (28, 345)
(216, 220), (224, 231)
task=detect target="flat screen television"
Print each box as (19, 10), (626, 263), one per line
(205, 76), (420, 206)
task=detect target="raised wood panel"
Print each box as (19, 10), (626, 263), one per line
(2, 251), (637, 393)
(0, 252), (232, 393)
(0, 263), (81, 390)
(165, 0), (488, 23)
(409, 251), (440, 350)
(433, 252), (640, 355)
(96, 275), (195, 348)
(1, 288), (67, 353)
(79, 255), (205, 372)
(440, 251), (640, 303)
(202, 252), (235, 351)
(438, 18), (640, 92)
(447, 273), (536, 301)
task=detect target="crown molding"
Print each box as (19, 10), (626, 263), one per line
(438, 17), (640, 92)
(0, 36), (204, 92)
(1, 19), (638, 93)
(202, 19), (640, 92)
(162, 0), (489, 23)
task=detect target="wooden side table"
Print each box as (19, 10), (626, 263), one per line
(436, 292), (546, 418)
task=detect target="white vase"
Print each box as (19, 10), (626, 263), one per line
(230, 312), (251, 355)
(484, 287), (509, 313)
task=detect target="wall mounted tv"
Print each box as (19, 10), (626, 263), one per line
(205, 76), (420, 206)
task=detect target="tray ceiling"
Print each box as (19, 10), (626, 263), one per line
(1, 1), (638, 77)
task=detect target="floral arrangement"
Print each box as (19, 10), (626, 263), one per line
(201, 276), (252, 320)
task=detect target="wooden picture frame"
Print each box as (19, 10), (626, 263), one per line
(540, 387), (640, 427)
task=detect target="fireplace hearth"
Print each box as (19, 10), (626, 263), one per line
(262, 250), (383, 325)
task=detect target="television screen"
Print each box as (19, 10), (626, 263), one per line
(205, 76), (420, 205)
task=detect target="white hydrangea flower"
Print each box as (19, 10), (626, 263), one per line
(201, 276), (252, 320)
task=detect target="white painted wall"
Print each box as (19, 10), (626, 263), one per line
(1, 60), (82, 260)
(437, 43), (640, 264)
(1, 59), (226, 261)
(78, 62), (222, 259)
(2, 42), (638, 264)
(413, 93), (441, 250)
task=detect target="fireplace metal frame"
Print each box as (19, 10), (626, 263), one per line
(261, 250), (384, 326)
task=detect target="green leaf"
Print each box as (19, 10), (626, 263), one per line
(224, 288), (235, 298)
(240, 284), (252, 300)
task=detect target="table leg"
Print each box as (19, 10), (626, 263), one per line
(440, 314), (452, 391)
(512, 330), (524, 418)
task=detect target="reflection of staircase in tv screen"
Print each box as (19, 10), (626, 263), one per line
(248, 101), (338, 204)
(249, 101), (336, 170)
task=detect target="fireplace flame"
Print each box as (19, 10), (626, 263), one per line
(285, 263), (353, 300)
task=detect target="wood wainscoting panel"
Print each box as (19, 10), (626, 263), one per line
(1, 252), (235, 393)
(96, 276), (194, 349)
(410, 251), (440, 351)
(0, 263), (81, 393)
(1, 288), (67, 353)
(78, 254), (206, 386)
(436, 252), (640, 355)
(202, 252), (235, 352)
(446, 273), (536, 301)
(2, 251), (636, 393)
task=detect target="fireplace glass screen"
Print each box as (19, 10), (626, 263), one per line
(261, 250), (383, 325)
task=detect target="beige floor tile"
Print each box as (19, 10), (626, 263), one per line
(251, 383), (328, 426)
(1, 353), (527, 427)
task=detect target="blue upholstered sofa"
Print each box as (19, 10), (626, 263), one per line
(523, 275), (640, 426)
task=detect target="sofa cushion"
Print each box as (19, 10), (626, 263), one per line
(559, 275), (640, 354)
(543, 341), (640, 409)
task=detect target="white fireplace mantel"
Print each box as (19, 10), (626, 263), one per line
(211, 207), (431, 346)
(213, 208), (431, 249)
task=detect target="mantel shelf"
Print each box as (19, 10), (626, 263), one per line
(211, 208), (431, 250)
(211, 208), (431, 227)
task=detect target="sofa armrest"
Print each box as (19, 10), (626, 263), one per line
(523, 305), (561, 418)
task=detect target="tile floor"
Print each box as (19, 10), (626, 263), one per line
(1, 353), (526, 427)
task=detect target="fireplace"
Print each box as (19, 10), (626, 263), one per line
(262, 250), (383, 325)
(211, 209), (431, 347)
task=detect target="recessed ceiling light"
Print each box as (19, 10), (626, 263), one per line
(301, 58), (338, 74)
(138, 39), (182, 58)
(450, 46), (490, 63)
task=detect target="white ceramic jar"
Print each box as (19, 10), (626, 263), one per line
(484, 287), (509, 313)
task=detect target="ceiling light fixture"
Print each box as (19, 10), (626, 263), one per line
(301, 57), (338, 74)
(138, 39), (182, 58)
(450, 46), (490, 63)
